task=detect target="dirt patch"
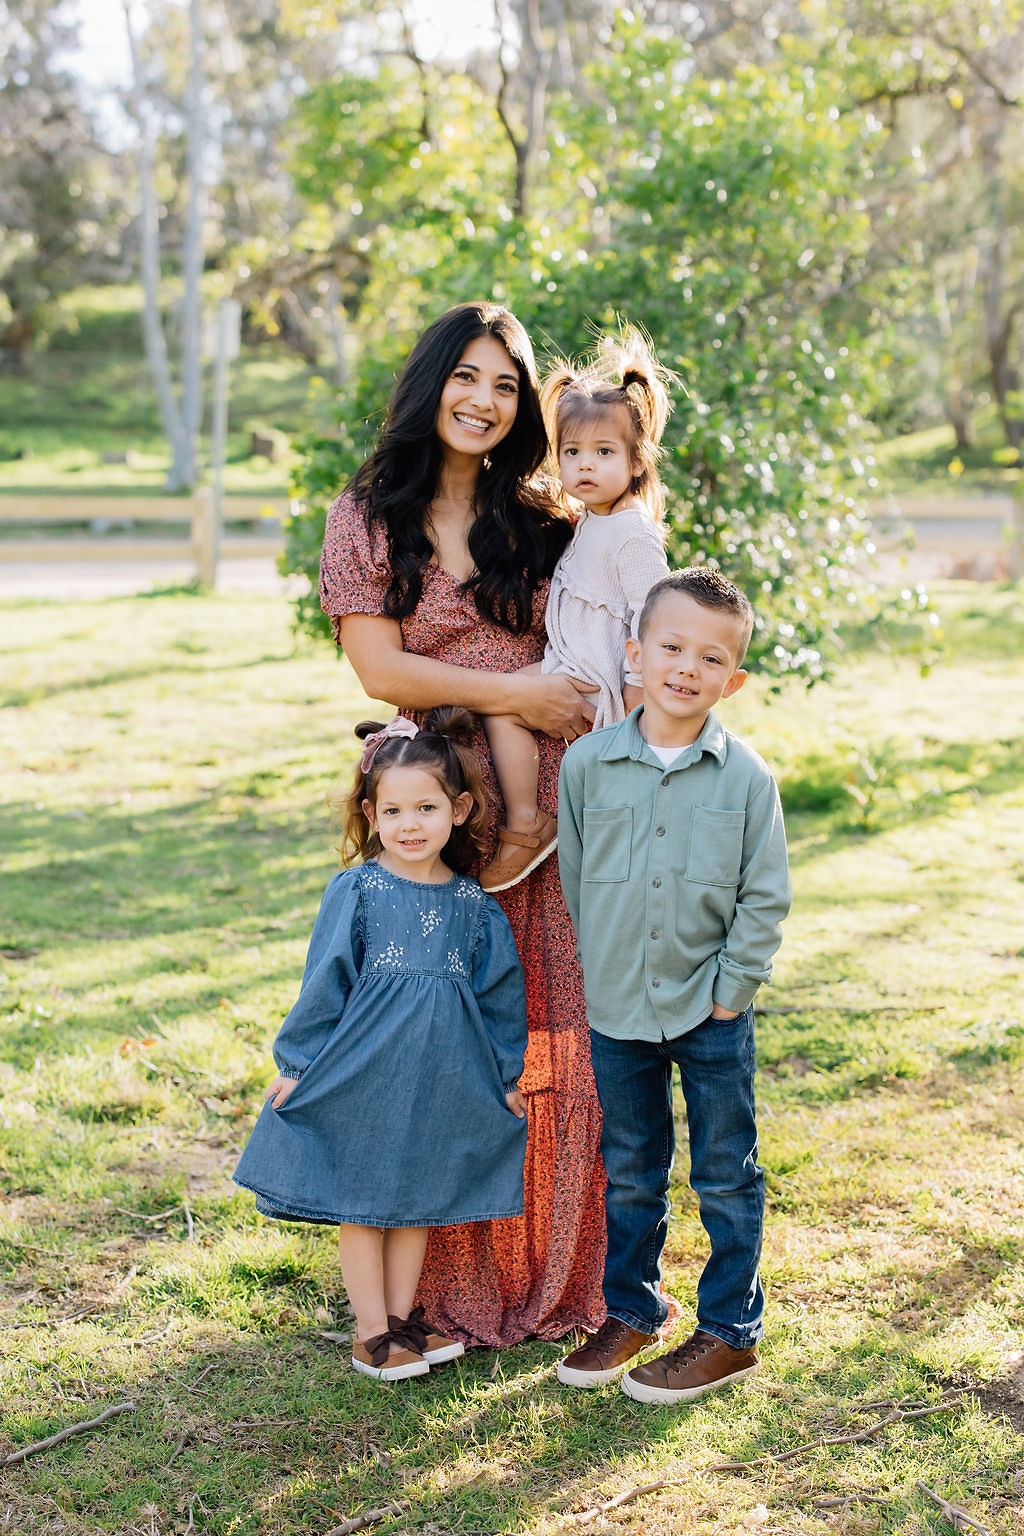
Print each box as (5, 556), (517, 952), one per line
(950, 1355), (1024, 1438)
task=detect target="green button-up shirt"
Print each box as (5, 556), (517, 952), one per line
(558, 707), (791, 1041)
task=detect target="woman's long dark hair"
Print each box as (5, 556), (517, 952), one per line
(349, 302), (572, 635)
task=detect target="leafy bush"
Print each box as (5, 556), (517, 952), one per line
(283, 15), (921, 679)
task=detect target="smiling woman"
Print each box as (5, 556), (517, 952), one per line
(318, 301), (608, 1348)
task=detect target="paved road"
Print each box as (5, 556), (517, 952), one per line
(0, 495), (1015, 600)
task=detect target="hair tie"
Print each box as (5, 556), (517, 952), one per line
(359, 716), (419, 772)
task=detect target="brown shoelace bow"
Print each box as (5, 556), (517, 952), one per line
(387, 1308), (429, 1353)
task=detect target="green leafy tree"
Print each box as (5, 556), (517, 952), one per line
(0, 0), (122, 364)
(285, 11), (895, 679)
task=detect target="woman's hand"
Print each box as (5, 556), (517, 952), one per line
(505, 1088), (527, 1118)
(511, 671), (598, 741)
(265, 1075), (300, 1109)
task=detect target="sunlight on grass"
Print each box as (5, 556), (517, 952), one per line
(1, 582), (1022, 1534)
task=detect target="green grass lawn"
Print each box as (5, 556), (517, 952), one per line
(872, 413), (1022, 500)
(0, 285), (329, 497)
(1, 582), (1023, 1534)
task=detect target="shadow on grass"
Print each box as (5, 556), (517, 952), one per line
(0, 789), (336, 1069)
(1, 1304), (1007, 1536)
(783, 735), (1024, 865)
(2, 645), (302, 708)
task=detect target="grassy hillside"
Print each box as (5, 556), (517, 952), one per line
(0, 285), (329, 495)
(1, 581), (1022, 1534)
(3, 286), (1022, 510)
(871, 413), (1022, 499)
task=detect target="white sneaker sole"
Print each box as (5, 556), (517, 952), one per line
(620, 1361), (758, 1404)
(556, 1357), (632, 1388)
(421, 1341), (464, 1365)
(352, 1355), (429, 1381)
(481, 836), (558, 893)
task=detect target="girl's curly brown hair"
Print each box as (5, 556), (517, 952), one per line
(331, 706), (489, 876)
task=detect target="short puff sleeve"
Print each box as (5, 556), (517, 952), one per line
(319, 490), (392, 645)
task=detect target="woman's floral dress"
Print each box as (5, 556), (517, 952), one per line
(319, 490), (606, 1346)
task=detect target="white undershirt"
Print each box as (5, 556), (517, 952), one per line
(647, 742), (687, 768)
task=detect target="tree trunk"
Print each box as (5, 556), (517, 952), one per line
(934, 268), (974, 451)
(495, 0), (553, 221)
(124, 0), (190, 490)
(979, 118), (1024, 455)
(179, 0), (207, 487)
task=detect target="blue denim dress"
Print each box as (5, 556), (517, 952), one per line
(233, 862), (529, 1227)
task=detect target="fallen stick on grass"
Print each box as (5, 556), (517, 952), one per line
(92, 1318), (174, 1353)
(322, 1500), (411, 1535)
(563, 1478), (679, 1524)
(916, 1480), (991, 1536)
(2, 1401), (136, 1466)
(714, 1389), (967, 1472)
(110, 1203), (184, 1223)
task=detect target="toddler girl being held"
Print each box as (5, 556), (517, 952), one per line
(479, 333), (672, 892)
(234, 707), (528, 1380)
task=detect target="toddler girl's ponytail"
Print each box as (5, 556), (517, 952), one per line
(331, 707), (490, 875)
(597, 331), (672, 520)
(541, 328), (673, 521)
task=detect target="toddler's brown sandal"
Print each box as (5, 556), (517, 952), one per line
(479, 813), (558, 893)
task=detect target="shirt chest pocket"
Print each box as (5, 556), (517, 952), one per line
(685, 807), (745, 887)
(582, 805), (632, 883)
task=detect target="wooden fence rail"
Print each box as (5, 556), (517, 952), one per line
(0, 490), (1020, 583)
(0, 491), (292, 587)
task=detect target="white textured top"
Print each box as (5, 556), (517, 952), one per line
(541, 506), (670, 730)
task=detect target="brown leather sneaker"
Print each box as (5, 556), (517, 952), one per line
(557, 1316), (659, 1388)
(621, 1328), (759, 1404)
(390, 1308), (465, 1366)
(351, 1333), (429, 1381)
(479, 812), (558, 893)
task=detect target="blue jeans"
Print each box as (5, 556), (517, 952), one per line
(589, 1008), (764, 1349)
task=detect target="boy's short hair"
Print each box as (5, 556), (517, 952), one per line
(638, 567), (755, 665)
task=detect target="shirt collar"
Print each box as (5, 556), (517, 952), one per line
(598, 706), (729, 768)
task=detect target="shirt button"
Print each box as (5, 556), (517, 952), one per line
(651, 978), (661, 988)
(651, 930), (660, 940)
(656, 826), (666, 836)
(652, 878), (661, 888)
(661, 777), (670, 787)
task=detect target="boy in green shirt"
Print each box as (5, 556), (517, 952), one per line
(557, 567), (791, 1404)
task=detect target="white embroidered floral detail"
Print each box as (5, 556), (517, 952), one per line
(447, 950), (470, 977)
(374, 940), (406, 968)
(360, 865), (392, 892)
(453, 879), (482, 901)
(420, 908), (443, 937)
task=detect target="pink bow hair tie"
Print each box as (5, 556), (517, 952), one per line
(359, 715), (419, 772)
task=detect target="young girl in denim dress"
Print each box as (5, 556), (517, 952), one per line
(233, 707), (528, 1382)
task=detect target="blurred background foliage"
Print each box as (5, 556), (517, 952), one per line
(3, 0), (1023, 672)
